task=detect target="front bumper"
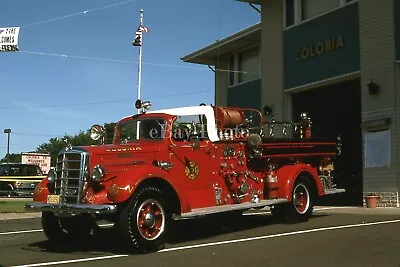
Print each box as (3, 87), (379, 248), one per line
(25, 202), (118, 216)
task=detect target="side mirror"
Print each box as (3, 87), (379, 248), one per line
(90, 124), (105, 144)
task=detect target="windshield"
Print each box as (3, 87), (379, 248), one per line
(0, 164), (43, 176)
(118, 118), (166, 143)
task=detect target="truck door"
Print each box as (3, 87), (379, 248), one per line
(167, 114), (218, 209)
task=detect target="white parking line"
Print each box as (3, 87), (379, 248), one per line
(9, 219), (400, 266)
(0, 224), (114, 236)
(158, 219), (400, 253)
(11, 255), (129, 267)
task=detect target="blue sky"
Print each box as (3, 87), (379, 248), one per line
(0, 0), (260, 158)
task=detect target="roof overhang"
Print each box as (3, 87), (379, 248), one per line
(236, 0), (261, 4)
(181, 22), (261, 66)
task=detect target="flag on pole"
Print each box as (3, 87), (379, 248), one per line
(132, 25), (150, 46)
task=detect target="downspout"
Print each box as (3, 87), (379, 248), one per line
(393, 0), (400, 207)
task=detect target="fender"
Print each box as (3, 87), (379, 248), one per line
(105, 163), (190, 213)
(276, 163), (324, 201)
(32, 177), (50, 203)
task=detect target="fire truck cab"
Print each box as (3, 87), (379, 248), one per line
(26, 100), (344, 252)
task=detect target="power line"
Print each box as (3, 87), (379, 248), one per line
(18, 51), (245, 73)
(21, 0), (138, 28)
(0, 89), (214, 110)
(19, 50), (210, 70)
(11, 132), (67, 137)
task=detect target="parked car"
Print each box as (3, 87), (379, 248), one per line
(0, 163), (45, 197)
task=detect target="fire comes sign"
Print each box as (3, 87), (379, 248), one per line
(0, 27), (20, 52)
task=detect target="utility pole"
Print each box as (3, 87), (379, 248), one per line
(3, 128), (11, 164)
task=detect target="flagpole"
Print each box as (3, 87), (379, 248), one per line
(137, 8), (144, 114)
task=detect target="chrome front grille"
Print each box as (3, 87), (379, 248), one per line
(54, 150), (88, 204)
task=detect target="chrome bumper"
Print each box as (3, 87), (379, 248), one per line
(25, 201), (118, 216)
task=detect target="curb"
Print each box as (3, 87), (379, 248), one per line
(0, 212), (41, 221)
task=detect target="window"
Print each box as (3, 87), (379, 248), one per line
(238, 47), (260, 83)
(228, 46), (260, 86)
(301, 0), (340, 20)
(119, 118), (166, 143)
(172, 115), (208, 141)
(284, 0), (357, 29)
(229, 55), (235, 86)
(285, 0), (295, 27)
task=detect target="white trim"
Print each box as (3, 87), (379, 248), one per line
(283, 0), (358, 31)
(284, 71), (360, 93)
(228, 77), (261, 89)
(182, 23), (261, 63)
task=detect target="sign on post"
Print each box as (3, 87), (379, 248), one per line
(0, 27), (20, 52)
(21, 152), (51, 174)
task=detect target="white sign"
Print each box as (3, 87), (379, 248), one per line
(0, 27), (20, 52)
(21, 152), (51, 174)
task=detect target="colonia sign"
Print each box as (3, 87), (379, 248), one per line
(295, 36), (344, 61)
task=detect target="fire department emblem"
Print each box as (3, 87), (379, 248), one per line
(185, 161), (199, 180)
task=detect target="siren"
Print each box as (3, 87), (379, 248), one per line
(135, 99), (152, 113)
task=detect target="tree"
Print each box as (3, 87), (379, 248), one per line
(35, 122), (116, 166)
(0, 153), (21, 163)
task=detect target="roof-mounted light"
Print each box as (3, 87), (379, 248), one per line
(135, 99), (152, 113)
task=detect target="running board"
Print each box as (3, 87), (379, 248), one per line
(324, 188), (346, 195)
(173, 198), (288, 220)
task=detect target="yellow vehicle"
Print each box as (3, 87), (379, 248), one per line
(0, 163), (45, 197)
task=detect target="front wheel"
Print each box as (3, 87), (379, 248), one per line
(41, 212), (94, 242)
(118, 187), (169, 252)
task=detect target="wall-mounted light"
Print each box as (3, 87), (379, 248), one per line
(368, 80), (380, 95)
(263, 105), (273, 115)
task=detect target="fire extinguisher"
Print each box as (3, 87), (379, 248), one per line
(265, 170), (278, 199)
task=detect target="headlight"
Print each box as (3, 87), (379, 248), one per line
(91, 165), (106, 182)
(47, 169), (56, 183)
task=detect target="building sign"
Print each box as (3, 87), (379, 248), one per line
(295, 36), (344, 61)
(284, 3), (360, 89)
(0, 27), (20, 52)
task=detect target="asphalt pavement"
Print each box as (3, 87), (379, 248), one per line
(0, 206), (400, 267)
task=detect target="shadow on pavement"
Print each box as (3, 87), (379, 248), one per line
(24, 212), (327, 254)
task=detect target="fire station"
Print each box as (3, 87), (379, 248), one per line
(182, 0), (400, 207)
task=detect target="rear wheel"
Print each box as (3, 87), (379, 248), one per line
(118, 187), (169, 252)
(272, 177), (314, 223)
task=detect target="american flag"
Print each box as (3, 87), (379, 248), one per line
(132, 25), (150, 46)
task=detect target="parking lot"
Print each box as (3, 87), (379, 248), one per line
(1, 207), (400, 267)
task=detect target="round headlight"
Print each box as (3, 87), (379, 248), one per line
(91, 165), (106, 182)
(47, 169), (56, 183)
(90, 124), (105, 141)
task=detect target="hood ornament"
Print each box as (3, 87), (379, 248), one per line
(64, 138), (72, 151)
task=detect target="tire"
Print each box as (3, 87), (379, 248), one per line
(118, 187), (169, 252)
(273, 177), (314, 223)
(42, 212), (94, 242)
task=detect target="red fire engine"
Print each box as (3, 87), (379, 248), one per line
(26, 100), (344, 252)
